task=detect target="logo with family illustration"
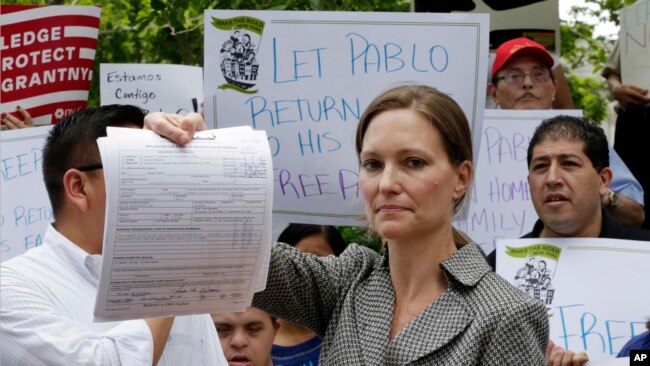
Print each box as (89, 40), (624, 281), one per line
(211, 16), (266, 94)
(506, 244), (561, 306)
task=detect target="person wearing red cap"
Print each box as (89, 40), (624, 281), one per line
(488, 37), (558, 110)
(487, 37), (645, 229)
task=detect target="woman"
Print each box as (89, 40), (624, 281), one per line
(146, 84), (549, 365)
(272, 224), (347, 366)
(252, 85), (548, 365)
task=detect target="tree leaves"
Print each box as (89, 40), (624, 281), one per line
(560, 0), (637, 124)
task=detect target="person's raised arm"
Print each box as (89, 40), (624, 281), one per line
(143, 112), (206, 145)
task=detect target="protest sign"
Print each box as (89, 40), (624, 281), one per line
(0, 5), (101, 126)
(496, 237), (650, 362)
(0, 126), (53, 262)
(100, 63), (203, 115)
(453, 109), (581, 255)
(619, 0), (650, 90)
(204, 10), (489, 225)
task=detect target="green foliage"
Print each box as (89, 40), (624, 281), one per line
(559, 22), (609, 72)
(559, 0), (637, 124)
(337, 225), (383, 253)
(567, 74), (609, 123)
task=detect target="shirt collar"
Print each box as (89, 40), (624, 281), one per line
(440, 244), (492, 287)
(46, 224), (102, 283)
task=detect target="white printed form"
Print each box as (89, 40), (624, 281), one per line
(93, 127), (273, 322)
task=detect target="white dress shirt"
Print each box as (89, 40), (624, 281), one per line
(1, 224), (227, 366)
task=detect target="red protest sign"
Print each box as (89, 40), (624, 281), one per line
(1, 5), (101, 125)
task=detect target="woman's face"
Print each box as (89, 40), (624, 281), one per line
(358, 108), (469, 241)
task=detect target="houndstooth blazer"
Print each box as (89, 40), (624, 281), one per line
(253, 242), (549, 365)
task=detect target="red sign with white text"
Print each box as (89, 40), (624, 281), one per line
(1, 5), (101, 125)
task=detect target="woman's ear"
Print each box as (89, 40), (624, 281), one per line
(63, 169), (91, 212)
(453, 160), (473, 201)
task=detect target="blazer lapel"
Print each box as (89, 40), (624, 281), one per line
(353, 244), (488, 365)
(355, 266), (394, 365)
(387, 290), (472, 364)
(388, 244), (489, 364)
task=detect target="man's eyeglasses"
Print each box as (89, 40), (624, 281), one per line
(75, 164), (103, 172)
(495, 69), (552, 85)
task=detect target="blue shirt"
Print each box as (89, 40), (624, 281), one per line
(609, 146), (645, 205)
(617, 331), (650, 357)
(272, 336), (322, 366)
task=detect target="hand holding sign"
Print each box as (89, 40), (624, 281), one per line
(1, 106), (34, 130)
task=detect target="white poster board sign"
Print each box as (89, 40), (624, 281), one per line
(619, 0), (650, 90)
(100, 63), (203, 115)
(454, 109), (582, 255)
(204, 10), (489, 225)
(0, 126), (53, 262)
(585, 358), (629, 366)
(496, 238), (650, 362)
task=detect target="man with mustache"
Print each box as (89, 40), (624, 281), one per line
(498, 115), (650, 366)
(487, 37), (645, 228)
(524, 115), (650, 241)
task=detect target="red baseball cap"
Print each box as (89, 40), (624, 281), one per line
(491, 37), (554, 77)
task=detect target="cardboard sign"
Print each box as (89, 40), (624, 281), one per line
(204, 10), (489, 224)
(496, 237), (650, 362)
(0, 126), (53, 262)
(0, 5), (101, 125)
(619, 0), (650, 90)
(100, 63), (203, 115)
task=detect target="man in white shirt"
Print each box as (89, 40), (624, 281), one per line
(0, 105), (228, 366)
